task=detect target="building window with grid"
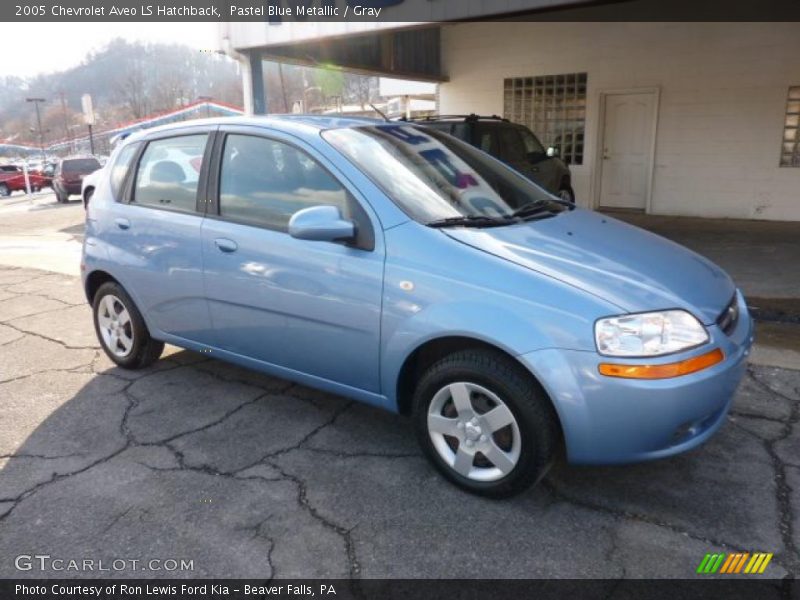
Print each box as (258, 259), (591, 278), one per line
(503, 73), (587, 165)
(780, 86), (800, 167)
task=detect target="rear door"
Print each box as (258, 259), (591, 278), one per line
(103, 128), (215, 345)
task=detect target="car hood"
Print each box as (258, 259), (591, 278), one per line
(443, 209), (734, 324)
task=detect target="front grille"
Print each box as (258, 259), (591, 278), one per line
(716, 294), (739, 336)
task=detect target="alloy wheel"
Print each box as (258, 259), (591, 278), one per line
(96, 294), (135, 357)
(427, 381), (521, 482)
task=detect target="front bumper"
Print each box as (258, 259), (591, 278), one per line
(520, 290), (754, 464)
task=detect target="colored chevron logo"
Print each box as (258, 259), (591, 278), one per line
(696, 552), (773, 574)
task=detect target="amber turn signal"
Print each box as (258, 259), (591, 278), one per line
(598, 348), (725, 379)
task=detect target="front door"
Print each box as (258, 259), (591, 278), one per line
(201, 129), (384, 393)
(599, 92), (657, 210)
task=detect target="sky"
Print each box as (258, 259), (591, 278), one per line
(0, 23), (219, 78)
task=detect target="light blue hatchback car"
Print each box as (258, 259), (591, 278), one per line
(82, 116), (754, 497)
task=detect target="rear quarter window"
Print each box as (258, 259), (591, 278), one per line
(109, 143), (140, 201)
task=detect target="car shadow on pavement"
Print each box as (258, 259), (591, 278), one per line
(0, 344), (796, 579)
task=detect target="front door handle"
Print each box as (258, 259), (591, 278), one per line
(115, 218), (131, 230)
(214, 238), (238, 253)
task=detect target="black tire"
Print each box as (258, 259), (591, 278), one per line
(83, 188), (93, 209)
(413, 349), (560, 498)
(558, 184), (575, 204)
(0, 184), (9, 197)
(92, 281), (164, 369)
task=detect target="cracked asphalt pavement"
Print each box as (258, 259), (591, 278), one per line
(0, 199), (798, 581)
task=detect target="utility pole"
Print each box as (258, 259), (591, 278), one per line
(59, 91), (72, 153)
(81, 94), (95, 155)
(26, 97), (47, 163)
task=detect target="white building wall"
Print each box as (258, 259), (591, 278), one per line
(439, 22), (800, 221)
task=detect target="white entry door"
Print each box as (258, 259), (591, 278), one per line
(599, 92), (657, 210)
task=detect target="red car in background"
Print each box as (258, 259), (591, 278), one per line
(0, 165), (52, 197)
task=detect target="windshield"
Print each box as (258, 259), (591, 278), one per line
(322, 124), (565, 225)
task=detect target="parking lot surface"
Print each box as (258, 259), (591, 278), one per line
(0, 195), (798, 580)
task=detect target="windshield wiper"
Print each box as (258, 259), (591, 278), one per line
(509, 200), (562, 220)
(427, 215), (516, 228)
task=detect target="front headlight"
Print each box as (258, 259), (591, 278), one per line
(595, 310), (709, 357)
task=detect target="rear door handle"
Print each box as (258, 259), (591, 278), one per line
(115, 218), (131, 230)
(214, 238), (238, 253)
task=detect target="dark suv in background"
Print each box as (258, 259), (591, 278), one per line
(411, 115), (575, 202)
(53, 156), (101, 203)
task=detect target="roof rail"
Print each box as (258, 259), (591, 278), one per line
(402, 113), (510, 123)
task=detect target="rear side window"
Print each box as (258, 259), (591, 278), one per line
(422, 122), (453, 135)
(474, 124), (499, 156)
(109, 143), (139, 201)
(133, 135), (207, 213)
(218, 134), (349, 231)
(451, 122), (468, 140)
(62, 158), (101, 174)
(497, 127), (527, 162)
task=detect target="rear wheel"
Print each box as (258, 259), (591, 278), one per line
(0, 184), (9, 197)
(413, 349), (559, 498)
(92, 282), (164, 369)
(83, 188), (93, 209)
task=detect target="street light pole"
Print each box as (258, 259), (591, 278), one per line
(26, 97), (46, 163)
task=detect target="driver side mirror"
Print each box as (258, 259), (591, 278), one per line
(546, 146), (559, 158)
(288, 205), (355, 243)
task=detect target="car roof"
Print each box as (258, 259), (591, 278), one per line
(125, 115), (386, 142)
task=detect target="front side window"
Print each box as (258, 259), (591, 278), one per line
(133, 135), (207, 213)
(110, 142), (140, 200)
(323, 124), (564, 225)
(520, 128), (546, 156)
(218, 134), (349, 231)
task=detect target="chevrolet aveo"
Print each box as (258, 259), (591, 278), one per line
(82, 116), (754, 497)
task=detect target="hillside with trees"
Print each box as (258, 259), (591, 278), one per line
(0, 39), (379, 150)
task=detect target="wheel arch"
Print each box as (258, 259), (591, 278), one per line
(83, 186), (95, 208)
(84, 269), (119, 304)
(394, 335), (559, 429)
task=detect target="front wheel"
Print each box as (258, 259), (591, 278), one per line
(413, 349), (560, 498)
(0, 184), (9, 197)
(557, 184), (575, 204)
(92, 282), (164, 369)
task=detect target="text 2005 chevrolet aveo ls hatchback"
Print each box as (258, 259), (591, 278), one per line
(82, 116), (753, 497)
